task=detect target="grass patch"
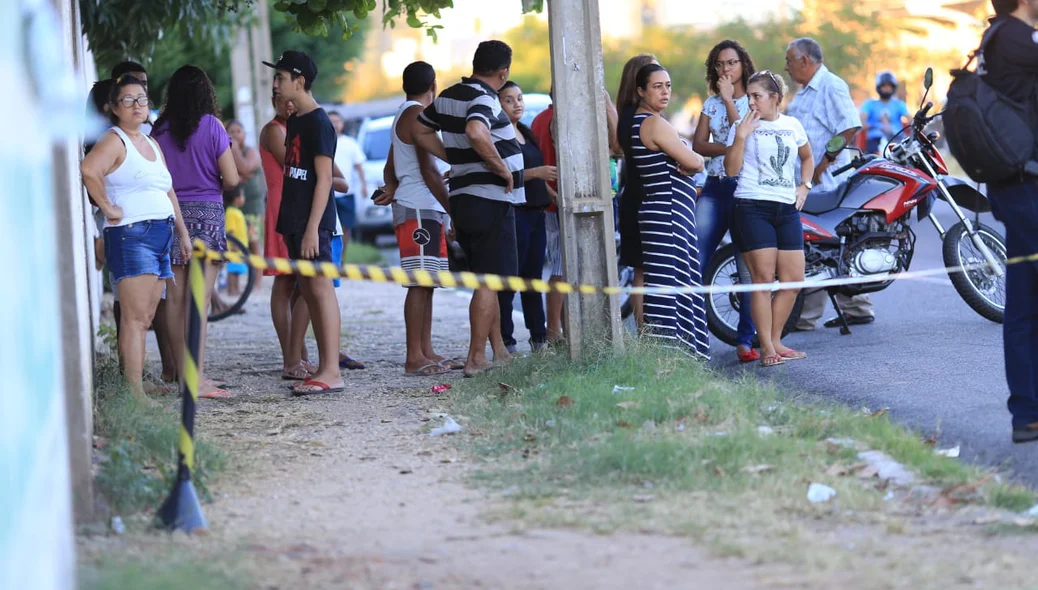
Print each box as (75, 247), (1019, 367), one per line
(80, 557), (247, 590)
(93, 356), (225, 517)
(449, 340), (1033, 555)
(990, 485), (1037, 512)
(343, 242), (384, 265)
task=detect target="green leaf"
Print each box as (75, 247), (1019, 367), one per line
(406, 10), (422, 28)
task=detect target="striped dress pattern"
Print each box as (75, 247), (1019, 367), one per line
(630, 113), (710, 359)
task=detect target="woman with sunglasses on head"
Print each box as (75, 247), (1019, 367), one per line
(725, 70), (812, 368)
(693, 40), (760, 363)
(630, 63), (710, 359)
(81, 75), (191, 400)
(151, 65), (240, 398)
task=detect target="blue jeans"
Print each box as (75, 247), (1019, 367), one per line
(697, 177), (756, 348)
(334, 194), (356, 231)
(988, 179), (1038, 428)
(103, 217), (174, 285)
(499, 207), (548, 346)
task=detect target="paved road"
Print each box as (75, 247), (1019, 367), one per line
(709, 202), (1037, 485)
(375, 202), (1034, 485)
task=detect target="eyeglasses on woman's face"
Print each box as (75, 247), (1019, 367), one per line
(714, 59), (741, 70)
(118, 95), (150, 109)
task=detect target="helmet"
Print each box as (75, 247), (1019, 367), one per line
(875, 71), (898, 92)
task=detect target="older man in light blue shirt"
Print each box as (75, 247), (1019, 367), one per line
(784, 37), (874, 330)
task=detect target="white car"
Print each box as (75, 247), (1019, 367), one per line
(519, 92), (551, 127)
(353, 115), (396, 243)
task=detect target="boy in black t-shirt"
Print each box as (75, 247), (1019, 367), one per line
(264, 50), (344, 395)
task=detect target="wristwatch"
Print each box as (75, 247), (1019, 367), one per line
(801, 180), (813, 190)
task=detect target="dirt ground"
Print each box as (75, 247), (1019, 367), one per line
(78, 279), (1038, 590)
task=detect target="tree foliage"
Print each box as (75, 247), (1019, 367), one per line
(91, 0), (368, 115)
(602, 6), (882, 111)
(81, 0), (244, 68)
(268, 0), (369, 98)
(502, 15), (552, 95)
(84, 1), (546, 68)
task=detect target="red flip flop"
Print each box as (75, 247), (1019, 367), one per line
(737, 348), (761, 363)
(200, 388), (237, 399)
(291, 380), (345, 396)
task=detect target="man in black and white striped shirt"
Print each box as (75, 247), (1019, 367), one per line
(414, 40), (524, 377)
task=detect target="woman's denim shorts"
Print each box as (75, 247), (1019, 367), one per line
(104, 217), (175, 285)
(731, 199), (804, 253)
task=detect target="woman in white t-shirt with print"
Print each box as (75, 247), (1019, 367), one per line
(725, 70), (814, 368)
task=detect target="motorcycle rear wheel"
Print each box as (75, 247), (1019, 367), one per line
(942, 221), (1006, 323)
(704, 242), (803, 347)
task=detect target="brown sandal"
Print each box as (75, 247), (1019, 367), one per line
(281, 362), (312, 381)
(760, 354), (786, 368)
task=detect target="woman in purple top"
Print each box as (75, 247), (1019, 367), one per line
(152, 65), (239, 397)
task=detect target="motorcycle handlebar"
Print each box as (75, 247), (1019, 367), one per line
(914, 102), (934, 126)
(833, 161), (856, 176)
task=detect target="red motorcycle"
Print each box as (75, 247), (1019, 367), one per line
(706, 68), (1008, 345)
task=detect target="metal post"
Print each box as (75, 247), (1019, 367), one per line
(157, 246), (208, 534)
(547, 0), (623, 358)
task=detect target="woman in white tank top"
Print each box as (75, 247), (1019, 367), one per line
(81, 75), (191, 401)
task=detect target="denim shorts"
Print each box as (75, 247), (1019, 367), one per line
(732, 199), (804, 252)
(103, 217), (175, 285)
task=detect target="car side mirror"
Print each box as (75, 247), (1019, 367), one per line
(924, 67), (933, 91)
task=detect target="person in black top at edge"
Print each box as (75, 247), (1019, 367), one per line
(265, 50), (345, 395)
(496, 81), (558, 353)
(984, 0), (1038, 443)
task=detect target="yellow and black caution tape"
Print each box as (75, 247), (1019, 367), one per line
(196, 243), (607, 295)
(194, 241), (1038, 297)
(157, 250), (208, 533)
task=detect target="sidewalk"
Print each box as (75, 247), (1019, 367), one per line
(81, 276), (1038, 589)
(104, 278), (772, 589)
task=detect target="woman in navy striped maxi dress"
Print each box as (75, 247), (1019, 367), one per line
(629, 63), (711, 359)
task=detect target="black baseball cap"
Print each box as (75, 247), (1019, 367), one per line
(262, 51), (318, 82)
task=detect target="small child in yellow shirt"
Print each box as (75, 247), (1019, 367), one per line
(223, 188), (249, 296)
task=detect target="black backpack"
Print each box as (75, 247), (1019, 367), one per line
(944, 20), (1038, 183)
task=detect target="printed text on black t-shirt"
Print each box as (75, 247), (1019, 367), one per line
(277, 107), (338, 236)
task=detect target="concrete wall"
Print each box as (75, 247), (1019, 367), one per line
(1, 0), (79, 587)
(52, 0), (98, 528)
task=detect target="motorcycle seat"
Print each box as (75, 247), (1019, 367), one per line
(802, 184), (849, 215)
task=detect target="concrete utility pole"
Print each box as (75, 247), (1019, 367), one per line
(230, 0), (274, 143)
(546, 0), (624, 358)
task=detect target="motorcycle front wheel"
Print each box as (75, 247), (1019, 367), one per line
(704, 242), (803, 347)
(942, 221), (1006, 323)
